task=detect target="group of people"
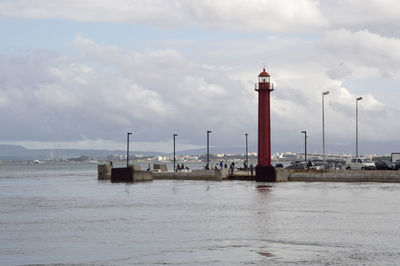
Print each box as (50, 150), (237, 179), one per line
(243, 161), (255, 174)
(113, 160), (255, 174)
(176, 164), (189, 171)
(205, 160), (228, 170)
(204, 160), (254, 175)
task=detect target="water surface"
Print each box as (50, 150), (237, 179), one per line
(1, 163), (399, 265)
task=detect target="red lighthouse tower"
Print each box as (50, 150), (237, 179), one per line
(255, 68), (275, 182)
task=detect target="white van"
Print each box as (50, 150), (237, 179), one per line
(344, 158), (375, 170)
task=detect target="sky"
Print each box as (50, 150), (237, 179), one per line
(0, 0), (400, 155)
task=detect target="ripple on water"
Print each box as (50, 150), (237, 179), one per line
(1, 165), (400, 265)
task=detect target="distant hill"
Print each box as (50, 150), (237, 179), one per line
(0, 144), (31, 160)
(0, 140), (398, 161)
(0, 144), (256, 161)
(0, 144), (167, 161)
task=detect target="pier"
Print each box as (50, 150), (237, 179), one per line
(98, 164), (400, 183)
(287, 169), (400, 183)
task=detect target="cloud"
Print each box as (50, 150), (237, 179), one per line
(1, 22), (400, 153)
(0, 0), (325, 32)
(0, 36), (261, 150)
(321, 0), (400, 34)
(0, 46), (176, 144)
(319, 29), (400, 79)
(2, 0), (400, 35)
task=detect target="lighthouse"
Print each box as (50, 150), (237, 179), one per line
(255, 68), (275, 182)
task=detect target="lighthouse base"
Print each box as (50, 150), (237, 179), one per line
(255, 165), (276, 182)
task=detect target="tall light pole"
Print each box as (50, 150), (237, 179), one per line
(245, 133), (248, 169)
(301, 130), (307, 162)
(356, 97), (363, 158)
(322, 91), (329, 167)
(207, 130), (212, 168)
(127, 132), (132, 168)
(173, 133), (178, 171)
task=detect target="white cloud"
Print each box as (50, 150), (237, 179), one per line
(1, 3), (400, 155)
(2, 0), (400, 35)
(319, 29), (400, 78)
(0, 37), (261, 149)
(0, 0), (325, 32)
(321, 0), (400, 33)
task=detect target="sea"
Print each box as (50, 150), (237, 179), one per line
(1, 162), (400, 265)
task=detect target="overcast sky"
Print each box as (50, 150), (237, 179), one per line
(0, 0), (399, 154)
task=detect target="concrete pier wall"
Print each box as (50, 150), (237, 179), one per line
(228, 168), (287, 182)
(98, 164), (112, 180)
(154, 169), (229, 180)
(111, 167), (133, 183)
(288, 169), (400, 182)
(98, 164), (153, 182)
(276, 168), (289, 182)
(154, 164), (168, 172)
(134, 170), (153, 182)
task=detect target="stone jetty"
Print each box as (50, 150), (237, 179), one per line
(287, 169), (400, 183)
(98, 164), (400, 183)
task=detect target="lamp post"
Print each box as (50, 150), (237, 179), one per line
(245, 133), (248, 169)
(301, 130), (307, 162)
(207, 130), (212, 168)
(173, 133), (178, 171)
(127, 132), (132, 168)
(322, 91), (329, 167)
(356, 97), (363, 158)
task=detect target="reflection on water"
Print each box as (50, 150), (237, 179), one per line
(1, 163), (400, 265)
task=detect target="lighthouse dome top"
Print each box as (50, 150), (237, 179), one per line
(258, 68), (270, 77)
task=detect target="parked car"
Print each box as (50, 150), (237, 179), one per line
(344, 158), (375, 170)
(388, 160), (400, 170)
(374, 160), (391, 170)
(395, 161), (400, 170)
(285, 162), (307, 170)
(373, 159), (400, 170)
(310, 161), (324, 170)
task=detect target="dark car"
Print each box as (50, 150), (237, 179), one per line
(275, 163), (284, 168)
(374, 160), (390, 170)
(388, 160), (400, 170)
(285, 163), (307, 170)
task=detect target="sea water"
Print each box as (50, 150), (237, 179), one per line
(1, 163), (400, 265)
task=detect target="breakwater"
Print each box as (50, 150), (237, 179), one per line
(98, 164), (400, 183)
(154, 169), (229, 180)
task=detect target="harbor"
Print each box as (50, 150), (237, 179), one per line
(3, 1), (400, 265)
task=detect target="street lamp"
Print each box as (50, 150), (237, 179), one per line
(245, 133), (248, 169)
(301, 130), (307, 162)
(207, 130), (212, 169)
(356, 97), (363, 158)
(173, 133), (178, 171)
(127, 132), (132, 168)
(322, 91), (329, 167)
